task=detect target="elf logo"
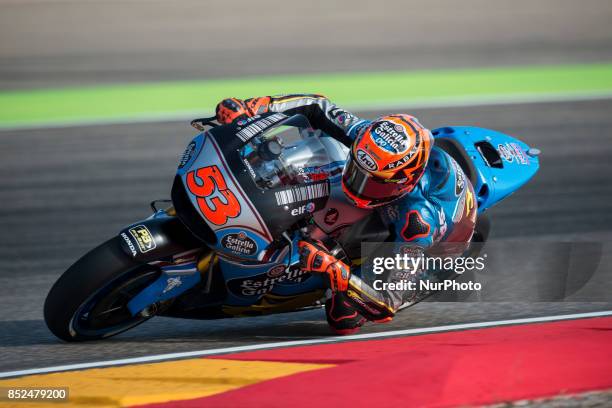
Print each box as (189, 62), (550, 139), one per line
(291, 202), (315, 216)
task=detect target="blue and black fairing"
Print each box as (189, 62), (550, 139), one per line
(171, 113), (335, 254)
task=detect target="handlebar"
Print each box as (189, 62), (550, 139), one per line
(190, 116), (218, 131)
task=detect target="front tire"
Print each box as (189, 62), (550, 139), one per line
(44, 236), (161, 342)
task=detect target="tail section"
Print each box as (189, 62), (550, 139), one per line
(433, 126), (540, 213)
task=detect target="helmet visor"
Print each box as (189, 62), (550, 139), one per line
(342, 156), (409, 207)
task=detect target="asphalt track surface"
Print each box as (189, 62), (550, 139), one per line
(1, 0), (612, 377)
(0, 99), (611, 373)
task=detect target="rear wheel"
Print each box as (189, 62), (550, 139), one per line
(44, 236), (161, 342)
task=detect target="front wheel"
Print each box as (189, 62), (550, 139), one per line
(44, 236), (161, 342)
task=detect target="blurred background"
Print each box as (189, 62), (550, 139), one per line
(1, 0), (612, 372)
(2, 0), (612, 89)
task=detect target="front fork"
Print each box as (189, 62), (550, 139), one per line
(126, 254), (208, 316)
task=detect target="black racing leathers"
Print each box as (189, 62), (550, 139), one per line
(266, 94), (363, 147)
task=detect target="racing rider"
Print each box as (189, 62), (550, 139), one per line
(215, 95), (478, 334)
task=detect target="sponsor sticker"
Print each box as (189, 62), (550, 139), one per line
(227, 266), (311, 297)
(452, 160), (465, 196)
(128, 225), (156, 253)
(221, 231), (258, 256)
(370, 120), (409, 154)
(383, 153), (412, 170)
(242, 158), (257, 179)
(296, 167), (328, 183)
(498, 144), (513, 163)
(290, 202), (316, 216)
(178, 141), (197, 169)
(162, 277), (182, 294)
(356, 149), (378, 171)
(510, 143), (529, 165)
(121, 232), (137, 256)
(498, 143), (529, 165)
(236, 115), (261, 127)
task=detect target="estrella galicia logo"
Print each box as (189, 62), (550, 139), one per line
(371, 120), (409, 154)
(227, 266), (312, 297)
(498, 142), (529, 165)
(221, 231), (257, 256)
(451, 160), (465, 197)
(178, 141), (197, 169)
(356, 149), (378, 171)
(128, 225), (156, 253)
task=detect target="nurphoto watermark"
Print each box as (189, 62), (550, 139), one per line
(360, 241), (611, 302)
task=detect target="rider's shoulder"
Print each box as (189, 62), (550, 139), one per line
(381, 189), (437, 246)
(423, 146), (465, 197)
(347, 119), (372, 139)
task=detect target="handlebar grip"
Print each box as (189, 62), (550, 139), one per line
(191, 116), (218, 131)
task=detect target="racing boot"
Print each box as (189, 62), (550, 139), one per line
(298, 240), (396, 334)
(325, 291), (366, 335)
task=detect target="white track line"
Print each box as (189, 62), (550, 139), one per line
(1, 91), (612, 132)
(1, 310), (611, 379)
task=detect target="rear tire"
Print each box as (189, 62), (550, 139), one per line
(473, 213), (491, 243)
(44, 236), (160, 342)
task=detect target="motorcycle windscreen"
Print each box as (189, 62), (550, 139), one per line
(240, 121), (333, 190)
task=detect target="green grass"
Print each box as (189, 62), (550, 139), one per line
(2, 63), (612, 128)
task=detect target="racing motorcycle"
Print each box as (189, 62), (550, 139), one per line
(44, 112), (540, 341)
